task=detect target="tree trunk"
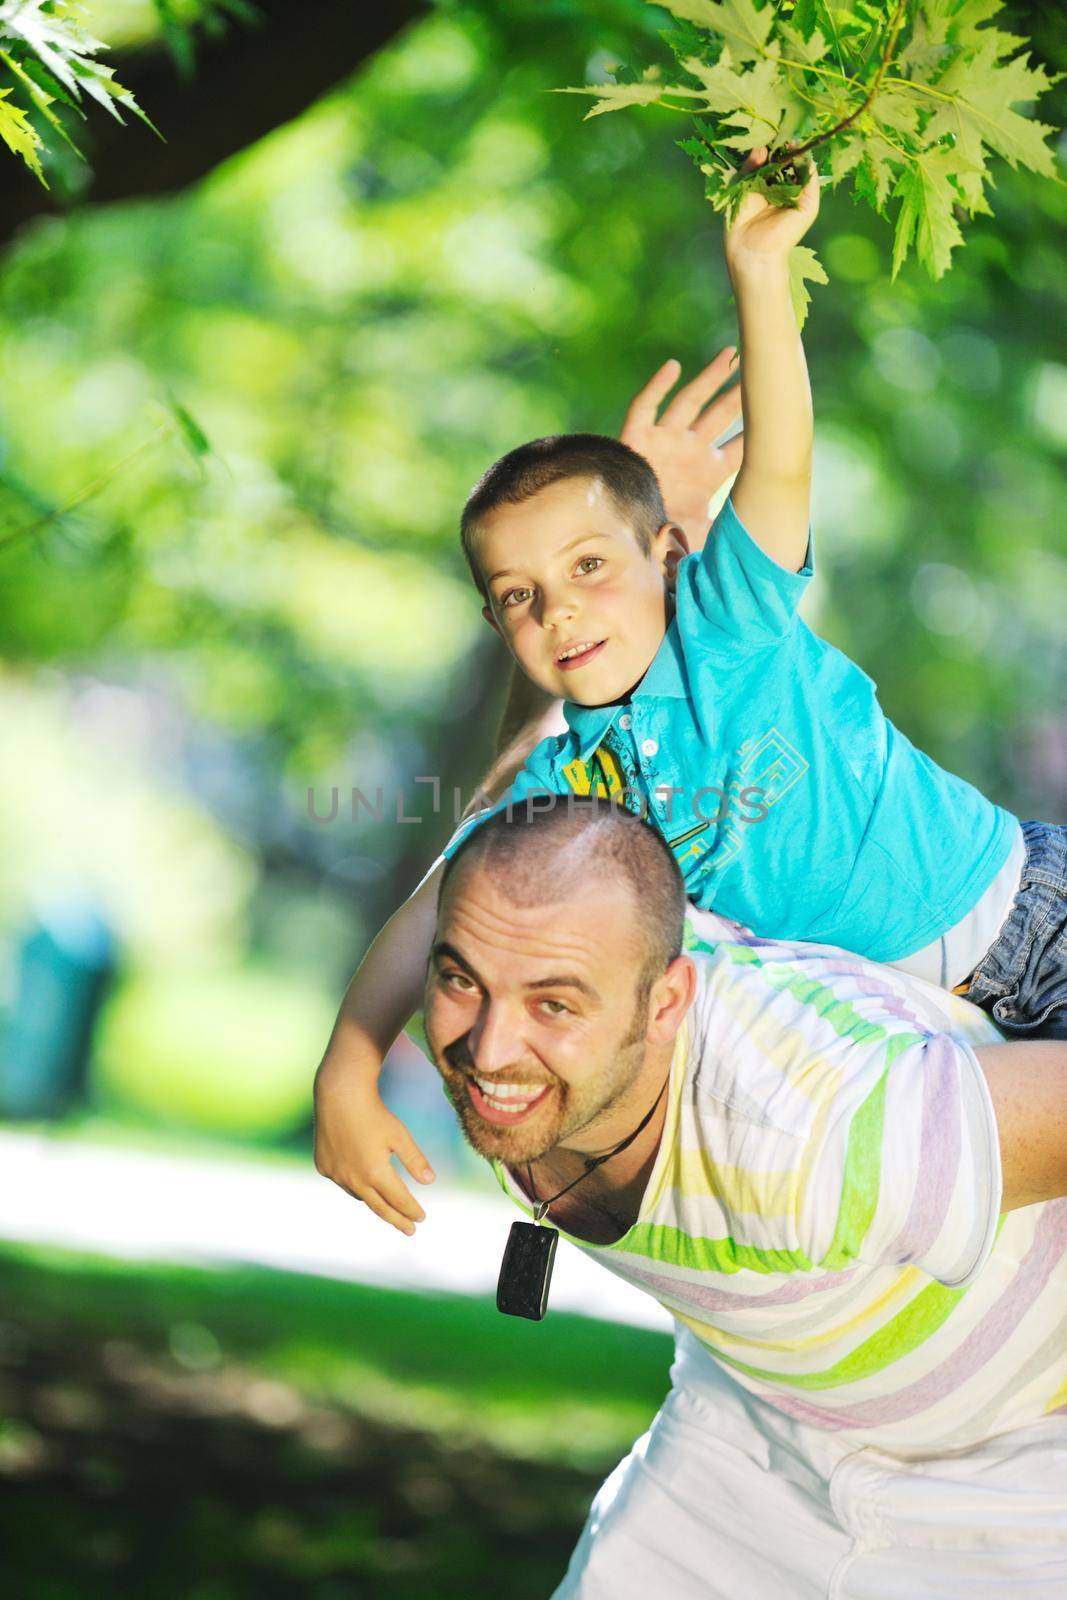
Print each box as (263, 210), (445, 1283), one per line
(0, 0), (428, 248)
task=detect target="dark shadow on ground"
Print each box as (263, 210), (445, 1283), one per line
(0, 1245), (672, 1598)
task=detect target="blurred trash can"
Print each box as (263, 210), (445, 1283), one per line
(1, 899), (116, 1119)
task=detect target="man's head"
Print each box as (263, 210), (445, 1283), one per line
(460, 435), (688, 707)
(424, 801), (695, 1166)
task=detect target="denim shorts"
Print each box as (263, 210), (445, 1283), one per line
(961, 819), (1067, 1040)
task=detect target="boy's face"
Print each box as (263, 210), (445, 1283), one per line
(475, 476), (682, 705)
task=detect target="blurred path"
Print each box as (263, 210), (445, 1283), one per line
(0, 1130), (670, 1332)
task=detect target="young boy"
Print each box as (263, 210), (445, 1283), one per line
(314, 152), (1066, 1235)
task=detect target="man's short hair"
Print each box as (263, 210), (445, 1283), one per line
(460, 434), (668, 601)
(438, 798), (686, 984)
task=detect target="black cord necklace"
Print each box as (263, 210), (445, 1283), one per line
(496, 1070), (671, 1322)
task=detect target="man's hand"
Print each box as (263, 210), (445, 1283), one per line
(620, 347), (743, 554)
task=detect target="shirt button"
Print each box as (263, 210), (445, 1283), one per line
(618, 713), (632, 731)
(641, 738), (658, 758)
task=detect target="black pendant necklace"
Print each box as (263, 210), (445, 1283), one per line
(495, 1071), (671, 1321)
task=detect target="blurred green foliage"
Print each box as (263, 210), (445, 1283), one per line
(95, 966), (337, 1136)
(0, 0), (1064, 1132)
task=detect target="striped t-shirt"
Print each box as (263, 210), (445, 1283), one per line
(494, 913), (1067, 1456)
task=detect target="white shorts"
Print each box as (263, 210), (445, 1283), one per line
(552, 1328), (1067, 1599)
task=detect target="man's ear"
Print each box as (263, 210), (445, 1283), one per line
(646, 954), (697, 1045)
(482, 602), (502, 639)
(654, 522), (690, 591)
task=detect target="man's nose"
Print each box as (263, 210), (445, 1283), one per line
(468, 999), (526, 1076)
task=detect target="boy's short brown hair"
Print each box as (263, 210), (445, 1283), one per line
(460, 433), (667, 601)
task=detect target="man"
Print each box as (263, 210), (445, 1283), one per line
(421, 801), (1067, 1599)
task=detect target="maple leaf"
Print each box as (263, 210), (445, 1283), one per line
(0, 0), (158, 132)
(695, 52), (793, 147)
(0, 83), (43, 181)
(555, 69), (701, 120)
(872, 92), (922, 142)
(916, 0), (1024, 60)
(559, 0), (1061, 288)
(896, 13), (950, 80)
(777, 19), (829, 68)
(826, 135), (865, 185)
(656, 0), (774, 68)
(921, 34), (1059, 177)
(854, 142), (898, 212)
(788, 243), (827, 329)
(891, 147), (964, 278)
(0, 46), (82, 158)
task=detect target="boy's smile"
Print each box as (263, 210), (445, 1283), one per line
(474, 475), (684, 706)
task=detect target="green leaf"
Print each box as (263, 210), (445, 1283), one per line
(788, 243), (827, 329)
(826, 135), (865, 185)
(655, 0), (774, 67)
(777, 20), (829, 68)
(788, 0), (821, 39)
(554, 66), (701, 120)
(70, 58), (164, 137)
(854, 141), (898, 211)
(686, 50), (811, 149)
(872, 92), (922, 142)
(921, 35), (1059, 177)
(891, 147), (964, 279)
(7, 50), (81, 112)
(0, 47), (82, 156)
(166, 400), (212, 460)
(0, 0), (161, 135)
(0, 84), (44, 182)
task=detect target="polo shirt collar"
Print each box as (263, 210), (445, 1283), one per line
(562, 619), (688, 760)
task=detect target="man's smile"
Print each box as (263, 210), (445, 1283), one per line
(466, 1076), (554, 1125)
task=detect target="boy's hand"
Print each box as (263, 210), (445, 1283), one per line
(724, 146), (820, 276)
(620, 346), (743, 553)
(314, 1063), (435, 1236)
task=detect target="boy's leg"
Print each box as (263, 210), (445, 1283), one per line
(961, 820), (1067, 1040)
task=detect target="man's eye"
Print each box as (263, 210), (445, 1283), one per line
(442, 971), (476, 992)
(538, 999), (571, 1017)
(501, 587), (533, 609)
(575, 557), (603, 576)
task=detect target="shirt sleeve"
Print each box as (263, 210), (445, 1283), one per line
(440, 734), (567, 859)
(797, 1029), (1003, 1289)
(681, 494), (814, 645)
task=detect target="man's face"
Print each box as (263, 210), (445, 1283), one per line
(424, 862), (673, 1167)
(476, 476), (677, 706)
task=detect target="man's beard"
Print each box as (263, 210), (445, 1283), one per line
(430, 980), (652, 1167)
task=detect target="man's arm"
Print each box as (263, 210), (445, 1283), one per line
(976, 1039), (1067, 1212)
(619, 345), (743, 555)
(726, 149), (819, 575)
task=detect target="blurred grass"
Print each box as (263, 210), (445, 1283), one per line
(0, 1242), (672, 1597)
(0, 1242), (672, 1465)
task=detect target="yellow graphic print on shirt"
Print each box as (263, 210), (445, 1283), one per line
(560, 728), (809, 887)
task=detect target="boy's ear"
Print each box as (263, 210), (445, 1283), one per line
(482, 602), (502, 638)
(654, 521), (690, 591)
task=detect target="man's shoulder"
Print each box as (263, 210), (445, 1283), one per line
(680, 923), (1000, 1134)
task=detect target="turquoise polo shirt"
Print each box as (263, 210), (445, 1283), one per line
(445, 497), (1016, 963)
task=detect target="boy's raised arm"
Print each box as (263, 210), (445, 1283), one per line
(726, 148), (819, 575)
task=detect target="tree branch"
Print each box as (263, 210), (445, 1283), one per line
(762, 0), (909, 172)
(0, 0), (429, 249)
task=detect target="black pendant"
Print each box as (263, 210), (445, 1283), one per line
(496, 1220), (559, 1320)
